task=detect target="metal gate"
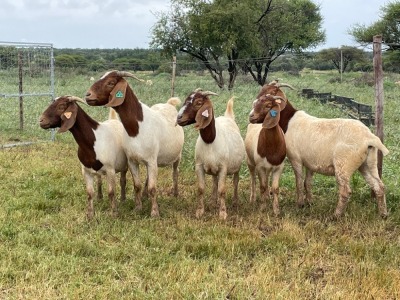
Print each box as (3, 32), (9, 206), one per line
(0, 41), (55, 148)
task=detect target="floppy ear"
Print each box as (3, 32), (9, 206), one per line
(262, 105), (281, 129)
(58, 103), (78, 133)
(107, 79), (128, 107)
(194, 102), (213, 130)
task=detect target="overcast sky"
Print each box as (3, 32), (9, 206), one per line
(0, 0), (390, 50)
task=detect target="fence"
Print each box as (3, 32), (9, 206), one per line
(0, 41), (55, 148)
(300, 89), (375, 127)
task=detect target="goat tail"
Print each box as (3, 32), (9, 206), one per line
(370, 135), (389, 156)
(108, 108), (119, 120)
(224, 97), (235, 120)
(167, 97), (181, 107)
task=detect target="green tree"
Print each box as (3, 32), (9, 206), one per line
(349, 2), (400, 49)
(316, 47), (367, 73)
(243, 0), (325, 85)
(151, 0), (325, 89)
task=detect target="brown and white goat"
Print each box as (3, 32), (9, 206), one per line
(253, 81), (389, 218)
(85, 70), (184, 217)
(176, 90), (245, 220)
(246, 94), (287, 216)
(39, 96), (128, 219)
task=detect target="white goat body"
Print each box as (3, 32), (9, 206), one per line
(85, 71), (184, 217)
(195, 115), (244, 176)
(285, 110), (389, 217)
(177, 92), (245, 220)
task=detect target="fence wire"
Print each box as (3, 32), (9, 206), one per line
(0, 42), (55, 147)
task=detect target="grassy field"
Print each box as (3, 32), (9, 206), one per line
(1, 69), (400, 299)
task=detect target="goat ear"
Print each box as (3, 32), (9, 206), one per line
(194, 102), (213, 130)
(262, 105), (281, 129)
(58, 103), (78, 133)
(275, 98), (287, 111)
(107, 79), (128, 107)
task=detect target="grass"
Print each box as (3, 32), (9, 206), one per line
(1, 69), (400, 299)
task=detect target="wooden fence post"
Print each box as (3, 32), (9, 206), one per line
(373, 35), (384, 178)
(171, 56), (176, 97)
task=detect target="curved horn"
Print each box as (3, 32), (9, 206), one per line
(276, 83), (295, 90)
(272, 95), (287, 101)
(200, 91), (218, 97)
(115, 71), (145, 83)
(67, 96), (86, 104)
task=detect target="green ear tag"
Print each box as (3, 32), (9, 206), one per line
(116, 90), (124, 98)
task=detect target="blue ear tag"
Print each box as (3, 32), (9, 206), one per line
(115, 91), (124, 98)
(270, 109), (278, 117)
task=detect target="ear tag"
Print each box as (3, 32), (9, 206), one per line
(64, 112), (72, 119)
(276, 99), (282, 104)
(115, 90), (124, 98)
(270, 109), (278, 117)
(202, 109), (209, 118)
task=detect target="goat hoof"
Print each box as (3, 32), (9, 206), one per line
(195, 209), (204, 219)
(297, 202), (305, 208)
(380, 212), (388, 219)
(86, 210), (94, 220)
(273, 209), (280, 217)
(219, 210), (227, 220)
(151, 209), (160, 218)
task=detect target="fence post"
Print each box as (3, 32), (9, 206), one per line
(18, 50), (24, 131)
(171, 56), (176, 97)
(373, 35), (384, 178)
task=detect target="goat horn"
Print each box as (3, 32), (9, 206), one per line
(116, 71), (145, 83)
(276, 83), (295, 90)
(273, 95), (287, 101)
(200, 91), (218, 97)
(194, 88), (203, 92)
(67, 96), (86, 104)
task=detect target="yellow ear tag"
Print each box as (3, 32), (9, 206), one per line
(276, 99), (282, 104)
(64, 112), (72, 119)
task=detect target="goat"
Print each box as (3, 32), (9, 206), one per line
(39, 96), (128, 219)
(176, 90), (245, 220)
(251, 81), (389, 218)
(246, 94), (287, 216)
(85, 70), (184, 217)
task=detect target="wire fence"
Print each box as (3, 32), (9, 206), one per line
(0, 41), (55, 148)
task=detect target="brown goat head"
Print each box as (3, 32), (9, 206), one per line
(85, 70), (144, 107)
(39, 96), (85, 133)
(176, 89), (218, 130)
(249, 94), (287, 129)
(257, 80), (295, 100)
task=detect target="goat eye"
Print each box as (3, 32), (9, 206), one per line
(58, 104), (66, 111)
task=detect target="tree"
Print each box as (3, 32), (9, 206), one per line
(317, 47), (367, 73)
(243, 0), (325, 85)
(349, 2), (400, 50)
(151, 0), (325, 89)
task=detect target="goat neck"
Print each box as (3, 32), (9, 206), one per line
(112, 85), (143, 137)
(199, 114), (216, 144)
(68, 105), (103, 171)
(278, 101), (297, 133)
(257, 126), (286, 165)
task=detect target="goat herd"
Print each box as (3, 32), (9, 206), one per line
(39, 70), (389, 221)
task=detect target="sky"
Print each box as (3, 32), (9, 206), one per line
(0, 0), (391, 50)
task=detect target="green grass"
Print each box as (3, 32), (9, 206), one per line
(1, 69), (400, 299)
